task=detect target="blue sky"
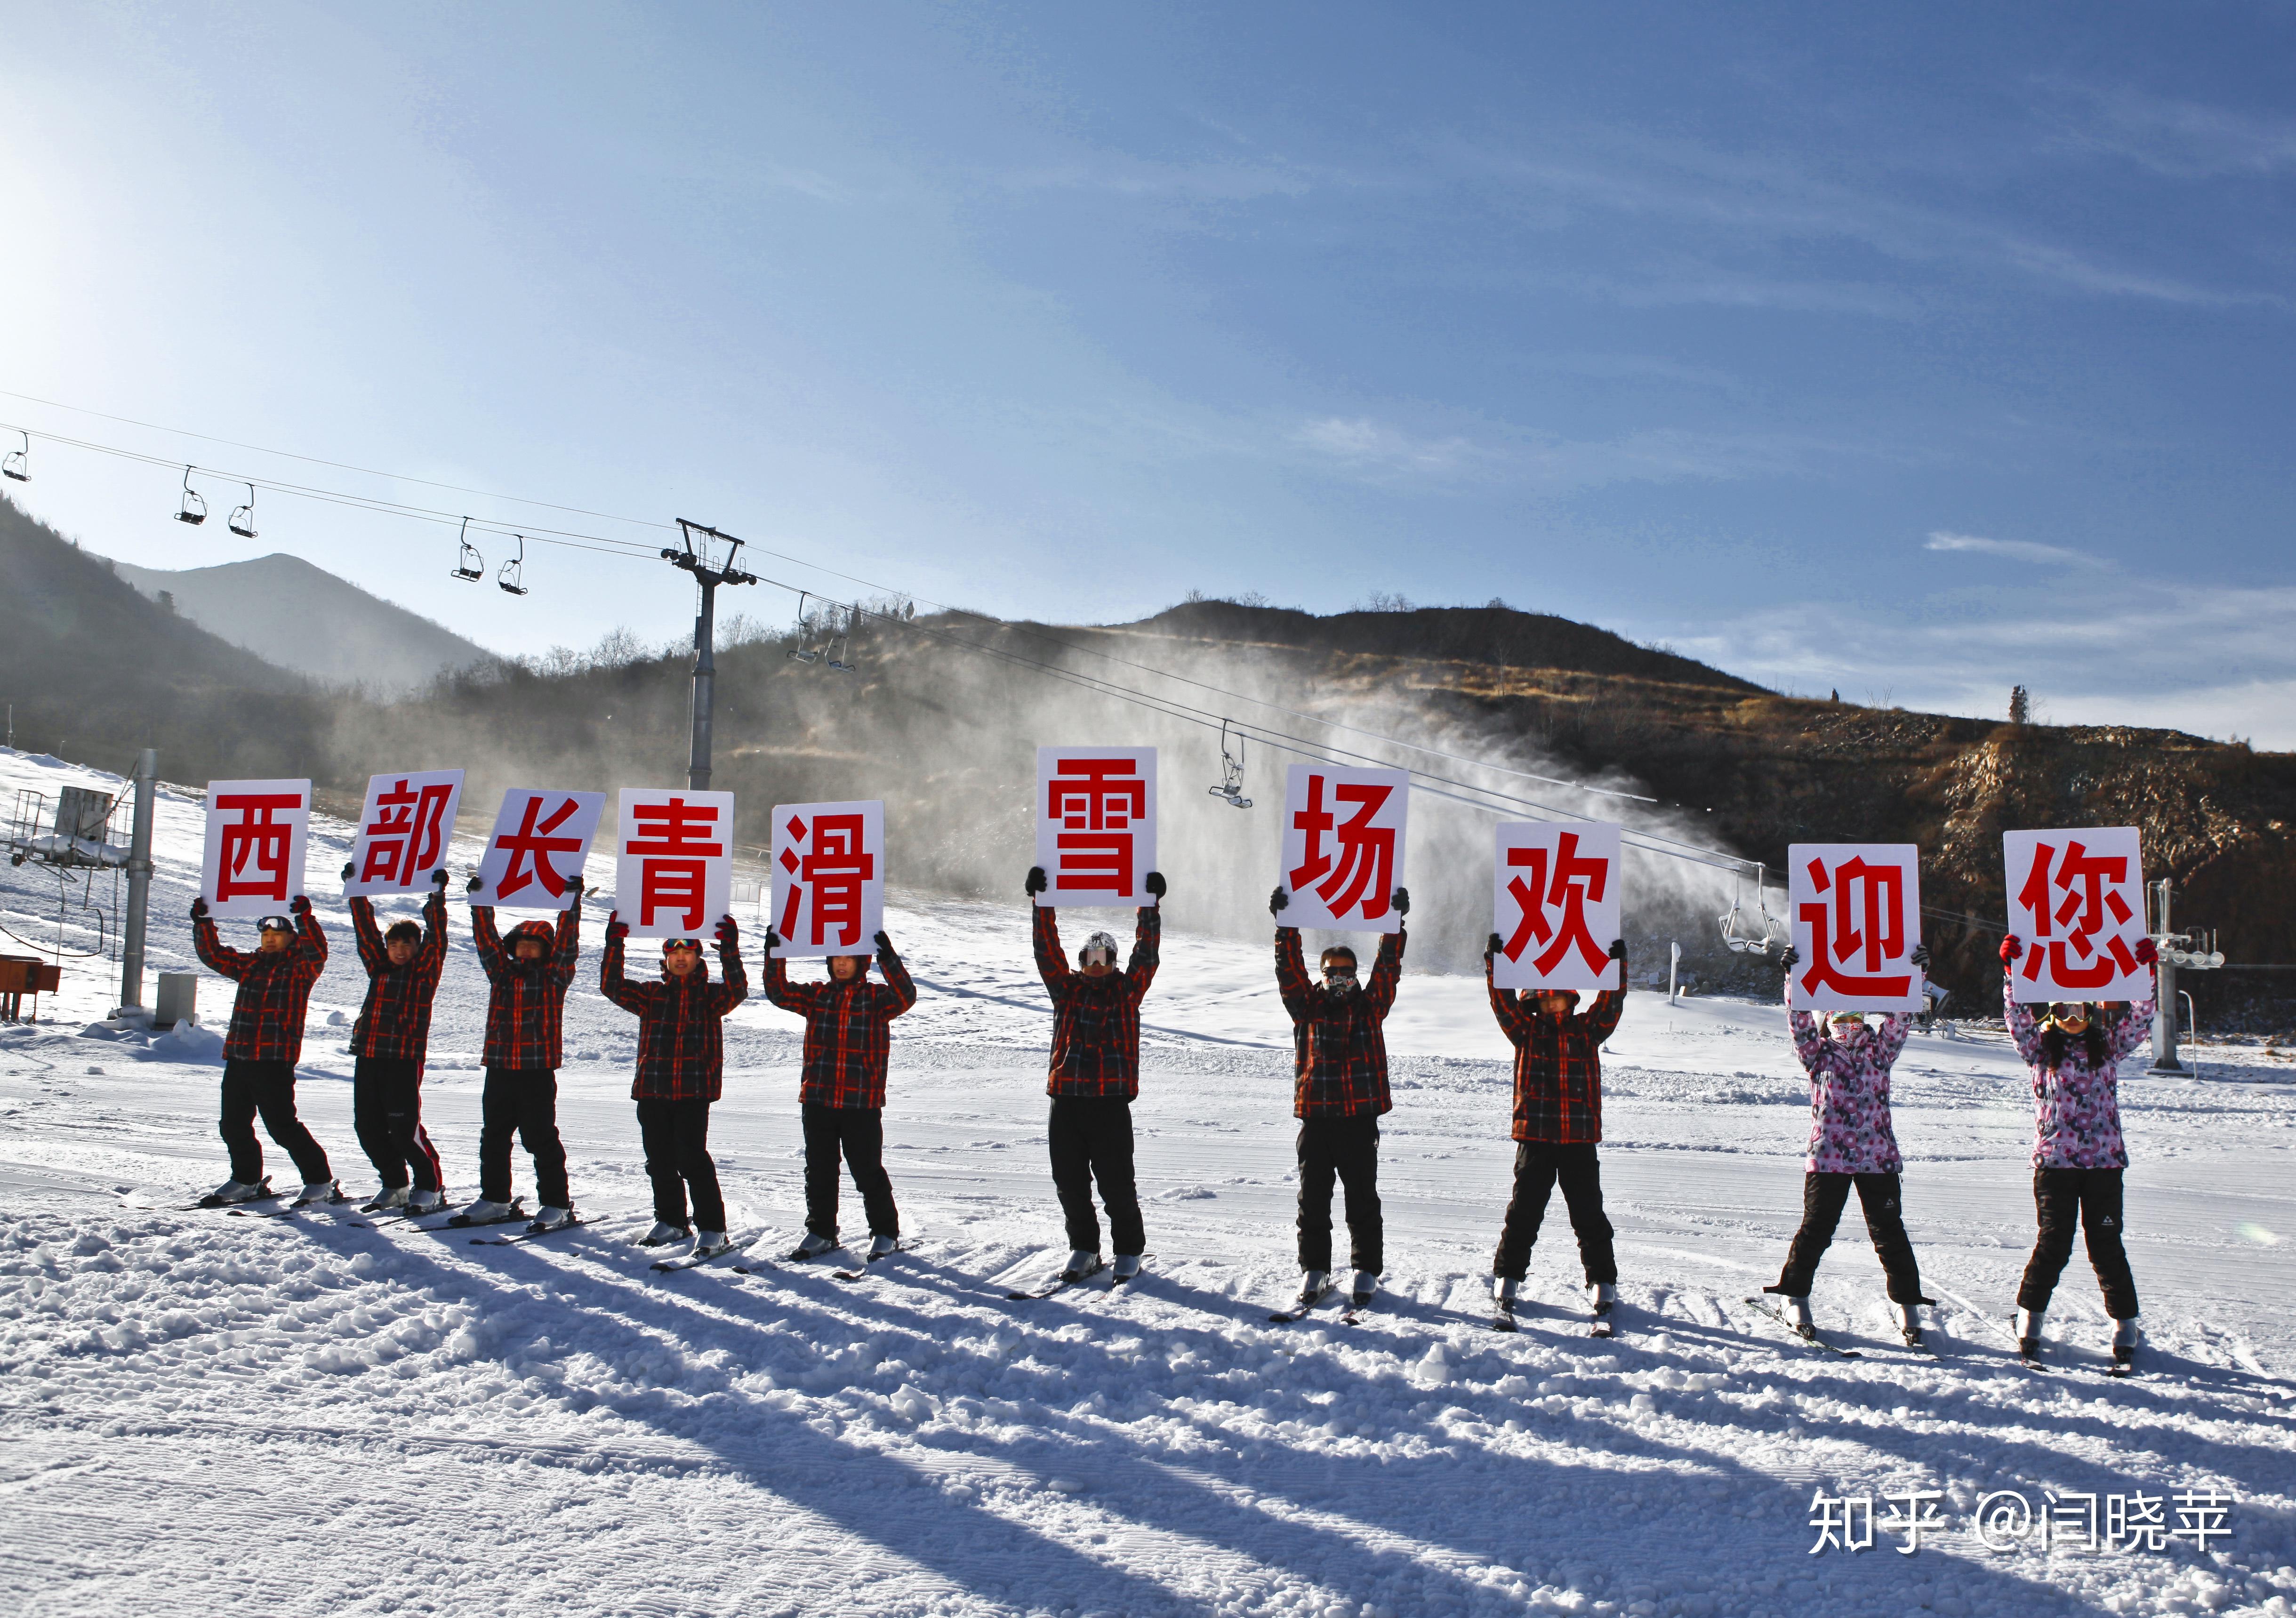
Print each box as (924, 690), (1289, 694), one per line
(5, 3), (2294, 742)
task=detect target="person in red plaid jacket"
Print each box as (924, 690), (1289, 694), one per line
(345, 864), (451, 1215)
(1271, 881), (1407, 1310)
(1483, 932), (1627, 1332)
(191, 893), (338, 1207)
(458, 897), (581, 1229)
(602, 911), (747, 1258)
(1025, 864), (1164, 1285)
(762, 925), (917, 1260)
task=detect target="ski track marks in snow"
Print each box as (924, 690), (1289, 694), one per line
(3, 744), (2296, 1617)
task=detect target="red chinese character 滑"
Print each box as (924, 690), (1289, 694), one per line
(1501, 832), (1611, 977)
(359, 779), (455, 889)
(214, 792), (302, 903)
(779, 812), (874, 948)
(1289, 775), (1394, 922)
(494, 795), (585, 903)
(2016, 840), (2139, 991)
(1797, 855), (1913, 1000)
(628, 796), (723, 931)
(1047, 757), (1145, 896)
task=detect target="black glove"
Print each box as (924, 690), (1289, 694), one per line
(715, 915), (739, 946)
(763, 929), (782, 952)
(466, 874), (485, 894)
(1910, 942), (1931, 969)
(874, 930), (893, 953)
(340, 860), (355, 881)
(1608, 938), (1627, 960)
(1269, 886), (1290, 917)
(1779, 945), (1799, 972)
(1024, 866), (1047, 897)
(605, 911), (630, 943)
(190, 896), (209, 921)
(1391, 886), (1409, 917)
(430, 869), (449, 888)
(290, 894), (312, 917)
(1143, 871), (1166, 899)
(1485, 931), (1503, 960)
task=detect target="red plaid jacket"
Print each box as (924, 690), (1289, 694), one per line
(601, 933), (748, 1102)
(1486, 960), (1624, 1144)
(348, 889), (448, 1064)
(1276, 926), (1404, 1119)
(763, 945), (916, 1109)
(472, 905), (580, 1071)
(1036, 905), (1160, 1099)
(194, 909), (328, 1065)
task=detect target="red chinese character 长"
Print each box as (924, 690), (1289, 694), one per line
(493, 795), (585, 902)
(214, 792), (302, 903)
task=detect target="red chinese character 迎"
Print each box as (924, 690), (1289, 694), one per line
(214, 792), (302, 903)
(1797, 855), (1913, 1000)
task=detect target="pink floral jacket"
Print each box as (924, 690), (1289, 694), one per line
(1789, 1010), (1911, 1174)
(2005, 978), (2154, 1169)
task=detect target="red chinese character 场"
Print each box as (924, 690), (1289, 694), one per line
(1502, 832), (1611, 977)
(628, 796), (723, 931)
(1797, 855), (1913, 1000)
(493, 795), (586, 903)
(359, 779), (455, 889)
(779, 812), (874, 948)
(1289, 775), (1395, 922)
(1048, 757), (1145, 896)
(214, 791), (302, 903)
(2016, 840), (2139, 991)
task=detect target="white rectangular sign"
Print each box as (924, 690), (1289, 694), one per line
(1034, 746), (1157, 908)
(344, 769), (464, 898)
(772, 799), (885, 957)
(2003, 826), (2150, 1003)
(469, 788), (605, 911)
(1787, 842), (1925, 1012)
(201, 778), (311, 919)
(615, 788), (735, 940)
(1278, 764), (1409, 933)
(1493, 822), (1622, 991)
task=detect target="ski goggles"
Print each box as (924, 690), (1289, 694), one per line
(1321, 963), (1360, 982)
(661, 938), (703, 952)
(1827, 1010), (1868, 1027)
(2046, 1002), (2092, 1028)
(256, 914), (293, 933)
(1079, 932), (1121, 968)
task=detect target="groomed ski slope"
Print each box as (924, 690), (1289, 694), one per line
(1, 746), (2293, 1618)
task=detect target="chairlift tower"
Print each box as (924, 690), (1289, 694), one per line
(661, 520), (757, 792)
(2146, 878), (2225, 1076)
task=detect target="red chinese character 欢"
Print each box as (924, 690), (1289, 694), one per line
(2016, 840), (2139, 991)
(214, 792), (302, 903)
(1797, 855), (1913, 1000)
(1502, 832), (1611, 977)
(1047, 757), (1145, 896)
(627, 796), (723, 931)
(359, 779), (455, 889)
(494, 795), (585, 902)
(778, 812), (874, 948)
(1289, 775), (1394, 922)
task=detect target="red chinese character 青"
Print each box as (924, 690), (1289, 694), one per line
(1289, 775), (1394, 922)
(628, 796), (723, 931)
(1797, 855), (1913, 1000)
(779, 812), (874, 948)
(1502, 832), (1610, 977)
(494, 795), (585, 902)
(359, 779), (455, 888)
(214, 792), (302, 903)
(1047, 757), (1145, 896)
(2016, 840), (2139, 991)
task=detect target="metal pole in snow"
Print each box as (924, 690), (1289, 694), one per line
(688, 577), (717, 793)
(1668, 941), (1680, 1004)
(119, 748), (157, 1011)
(2148, 878), (2185, 1075)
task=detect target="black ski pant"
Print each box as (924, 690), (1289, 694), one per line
(1047, 1095), (1144, 1258)
(637, 1097), (726, 1233)
(352, 1057), (442, 1193)
(479, 1065), (569, 1209)
(219, 1058), (331, 1186)
(2018, 1166), (2139, 1319)
(1297, 1113), (1382, 1274)
(1493, 1141), (1617, 1285)
(1774, 1171), (1927, 1304)
(803, 1103), (899, 1241)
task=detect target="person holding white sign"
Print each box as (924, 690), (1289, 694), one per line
(1998, 932), (2159, 1370)
(1761, 943), (1935, 1347)
(1270, 880), (1408, 1314)
(191, 893), (339, 1208)
(343, 861), (451, 1214)
(458, 898), (582, 1232)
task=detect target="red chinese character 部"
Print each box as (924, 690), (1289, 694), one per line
(1047, 757), (1146, 896)
(1797, 855), (1914, 999)
(779, 812), (874, 948)
(494, 795), (586, 903)
(2016, 839), (2140, 991)
(1502, 832), (1611, 977)
(214, 792), (302, 903)
(1289, 775), (1394, 922)
(628, 796), (723, 931)
(359, 779), (455, 889)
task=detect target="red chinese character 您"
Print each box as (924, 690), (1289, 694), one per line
(1797, 855), (1913, 1000)
(1289, 775), (1395, 922)
(1502, 832), (1611, 977)
(359, 779), (455, 889)
(2016, 840), (2139, 991)
(628, 796), (724, 932)
(213, 792), (302, 903)
(779, 812), (874, 948)
(1046, 757), (1145, 897)
(493, 795), (585, 903)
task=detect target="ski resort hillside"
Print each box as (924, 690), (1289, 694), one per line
(2, 745), (2292, 1617)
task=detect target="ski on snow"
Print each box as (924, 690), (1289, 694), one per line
(651, 1235), (757, 1273)
(1268, 1281), (1339, 1324)
(469, 1218), (584, 1247)
(834, 1243), (916, 1282)
(1741, 1296), (1862, 1359)
(1006, 1258), (1106, 1301)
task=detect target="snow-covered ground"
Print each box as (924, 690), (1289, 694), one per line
(2, 745), (2293, 1618)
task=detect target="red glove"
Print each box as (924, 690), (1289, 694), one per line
(714, 914), (739, 946)
(2134, 937), (2157, 966)
(290, 894), (312, 917)
(1999, 935), (2023, 965)
(605, 911), (630, 944)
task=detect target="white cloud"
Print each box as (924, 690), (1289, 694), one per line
(2044, 82), (2296, 179)
(1923, 530), (2112, 569)
(1289, 415), (1854, 492)
(1292, 417), (1483, 476)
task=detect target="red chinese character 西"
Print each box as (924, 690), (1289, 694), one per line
(214, 792), (303, 903)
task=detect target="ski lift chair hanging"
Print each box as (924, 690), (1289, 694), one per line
(1208, 719), (1252, 808)
(498, 535), (529, 596)
(785, 591), (819, 662)
(450, 516), (484, 582)
(1, 431), (27, 483)
(173, 466), (208, 526)
(824, 603), (857, 673)
(227, 483), (258, 539)
(1718, 864), (1786, 954)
